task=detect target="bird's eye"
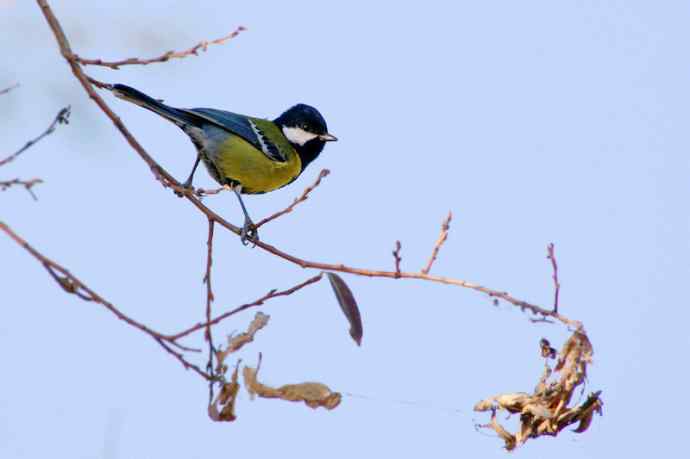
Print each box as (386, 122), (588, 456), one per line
(301, 123), (309, 130)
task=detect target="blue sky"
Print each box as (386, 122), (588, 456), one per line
(2, 1), (688, 457)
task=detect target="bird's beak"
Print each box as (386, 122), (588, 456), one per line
(319, 133), (338, 142)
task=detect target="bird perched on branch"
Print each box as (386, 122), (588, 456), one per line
(111, 84), (337, 244)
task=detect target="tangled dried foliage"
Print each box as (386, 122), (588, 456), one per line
(474, 330), (602, 450)
(208, 312), (341, 421)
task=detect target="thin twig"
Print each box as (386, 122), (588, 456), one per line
(156, 338), (212, 380)
(255, 169), (330, 228)
(168, 274), (324, 341)
(392, 240), (402, 277)
(422, 211), (452, 274)
(74, 27), (246, 70)
(0, 83), (20, 95)
(204, 219), (215, 343)
(0, 106), (70, 167)
(86, 75), (112, 90)
(0, 178), (43, 200)
(195, 186), (227, 197)
(546, 243), (560, 313)
(203, 219), (217, 395)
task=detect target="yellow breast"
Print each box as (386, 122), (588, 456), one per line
(213, 135), (302, 194)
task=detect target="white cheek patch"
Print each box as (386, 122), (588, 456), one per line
(282, 126), (319, 146)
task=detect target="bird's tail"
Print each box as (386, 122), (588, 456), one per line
(112, 84), (197, 128)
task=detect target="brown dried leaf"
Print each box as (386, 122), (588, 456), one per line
(243, 360), (341, 410)
(474, 392), (531, 413)
(208, 361), (241, 422)
(326, 272), (363, 346)
(572, 392), (603, 433)
(475, 331), (602, 450)
(489, 411), (517, 451)
(556, 331), (593, 392)
(215, 312), (269, 371)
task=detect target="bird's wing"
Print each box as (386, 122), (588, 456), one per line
(182, 108), (287, 162)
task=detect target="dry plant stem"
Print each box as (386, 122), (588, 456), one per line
(204, 219), (215, 343)
(255, 169), (330, 228)
(203, 220), (217, 397)
(547, 243), (560, 313)
(36, 0), (582, 330)
(0, 178), (43, 200)
(422, 211), (452, 274)
(74, 27), (245, 69)
(0, 106), (70, 167)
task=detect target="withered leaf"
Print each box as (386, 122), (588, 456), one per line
(208, 361), (241, 422)
(573, 391), (603, 433)
(475, 331), (602, 450)
(215, 312), (269, 372)
(490, 411), (517, 451)
(326, 272), (363, 346)
(243, 360), (341, 410)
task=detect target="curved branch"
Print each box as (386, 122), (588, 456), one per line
(35, 0), (582, 331)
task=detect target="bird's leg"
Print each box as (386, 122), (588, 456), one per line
(230, 184), (258, 246)
(182, 154), (202, 189)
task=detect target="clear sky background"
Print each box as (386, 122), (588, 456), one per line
(2, 1), (688, 457)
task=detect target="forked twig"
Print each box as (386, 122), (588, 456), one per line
(0, 106), (70, 167)
(74, 27), (246, 69)
(422, 211), (452, 274)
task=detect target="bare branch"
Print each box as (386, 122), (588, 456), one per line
(0, 178), (43, 200)
(0, 106), (70, 167)
(255, 169), (330, 228)
(74, 27), (245, 70)
(167, 274), (325, 341)
(546, 243), (561, 313)
(204, 219), (215, 343)
(421, 211), (452, 274)
(36, 0), (583, 333)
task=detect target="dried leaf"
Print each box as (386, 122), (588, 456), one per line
(208, 361), (241, 422)
(326, 272), (363, 346)
(490, 411), (517, 451)
(215, 312), (269, 371)
(475, 331), (602, 450)
(573, 392), (603, 433)
(243, 360), (341, 410)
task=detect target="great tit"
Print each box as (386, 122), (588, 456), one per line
(111, 84), (337, 244)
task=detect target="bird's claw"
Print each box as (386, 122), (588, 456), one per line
(240, 219), (259, 246)
(174, 179), (194, 198)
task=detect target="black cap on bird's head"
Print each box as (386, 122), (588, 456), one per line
(274, 104), (337, 172)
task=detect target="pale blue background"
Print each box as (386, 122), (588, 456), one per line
(2, 1), (688, 457)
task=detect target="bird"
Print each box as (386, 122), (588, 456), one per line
(111, 84), (337, 244)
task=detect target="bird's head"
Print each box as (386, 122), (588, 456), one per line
(274, 104), (336, 171)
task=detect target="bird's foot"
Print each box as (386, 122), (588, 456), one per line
(174, 178), (194, 197)
(240, 218), (259, 246)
